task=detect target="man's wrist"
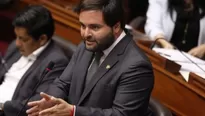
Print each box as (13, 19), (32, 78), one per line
(70, 105), (75, 116)
(0, 103), (4, 111)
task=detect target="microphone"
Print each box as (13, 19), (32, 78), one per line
(149, 38), (163, 49)
(16, 61), (55, 116)
(150, 38), (205, 73)
(173, 46), (205, 73)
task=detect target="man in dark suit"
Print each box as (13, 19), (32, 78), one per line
(0, 5), (69, 116)
(27, 0), (154, 116)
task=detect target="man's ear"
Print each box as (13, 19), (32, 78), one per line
(113, 22), (121, 34)
(39, 34), (48, 46)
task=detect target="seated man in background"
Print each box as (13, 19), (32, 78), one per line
(0, 5), (69, 116)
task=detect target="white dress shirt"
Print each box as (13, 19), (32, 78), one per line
(0, 41), (50, 103)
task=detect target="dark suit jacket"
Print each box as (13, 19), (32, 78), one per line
(47, 33), (154, 116)
(0, 40), (69, 116)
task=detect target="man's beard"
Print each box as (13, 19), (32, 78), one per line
(84, 31), (115, 52)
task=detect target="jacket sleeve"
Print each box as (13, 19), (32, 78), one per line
(75, 61), (154, 116)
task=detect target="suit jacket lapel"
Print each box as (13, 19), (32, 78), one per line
(0, 51), (20, 84)
(72, 49), (93, 104)
(78, 33), (132, 105)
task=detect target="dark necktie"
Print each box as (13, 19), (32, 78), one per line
(85, 51), (103, 86)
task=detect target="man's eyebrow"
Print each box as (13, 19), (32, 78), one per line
(79, 22), (85, 25)
(18, 36), (28, 39)
(89, 24), (102, 26)
(79, 21), (103, 28)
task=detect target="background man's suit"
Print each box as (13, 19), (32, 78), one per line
(47, 33), (154, 116)
(0, 40), (69, 116)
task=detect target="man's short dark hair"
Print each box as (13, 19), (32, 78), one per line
(74, 0), (125, 29)
(12, 5), (55, 40)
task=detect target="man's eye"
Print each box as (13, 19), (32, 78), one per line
(91, 26), (100, 31)
(22, 39), (28, 42)
(20, 38), (29, 42)
(81, 24), (86, 29)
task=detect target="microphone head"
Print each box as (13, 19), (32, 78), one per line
(46, 61), (55, 71)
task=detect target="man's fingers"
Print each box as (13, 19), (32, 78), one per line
(39, 106), (56, 115)
(28, 111), (40, 116)
(51, 97), (64, 104)
(40, 92), (52, 101)
(40, 92), (64, 104)
(27, 100), (42, 107)
(26, 106), (39, 115)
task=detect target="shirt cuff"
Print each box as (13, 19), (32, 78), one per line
(73, 105), (76, 116)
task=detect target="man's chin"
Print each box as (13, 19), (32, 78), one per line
(85, 44), (98, 52)
(19, 51), (28, 56)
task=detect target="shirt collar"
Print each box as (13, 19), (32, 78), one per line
(26, 41), (51, 61)
(103, 31), (126, 57)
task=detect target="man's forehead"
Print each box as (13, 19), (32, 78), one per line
(79, 10), (105, 24)
(14, 27), (28, 33)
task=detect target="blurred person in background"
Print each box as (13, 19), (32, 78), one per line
(145, 0), (205, 59)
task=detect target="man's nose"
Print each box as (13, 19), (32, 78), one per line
(15, 38), (22, 48)
(83, 28), (92, 39)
